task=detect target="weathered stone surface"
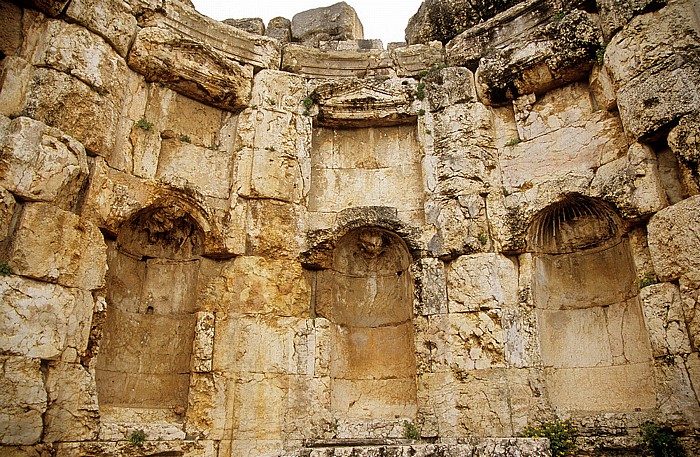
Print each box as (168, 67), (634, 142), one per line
(285, 440), (550, 456)
(0, 116), (88, 209)
(198, 256), (310, 316)
(589, 63), (617, 111)
(596, 0), (667, 40)
(292, 2), (364, 47)
(605, 0), (700, 140)
(20, 0), (69, 16)
(281, 44), (390, 78)
(0, 356), (46, 445)
(412, 258), (448, 316)
(319, 39), (385, 52)
(640, 283), (693, 358)
(128, 27), (254, 111)
(54, 439), (217, 457)
(267, 17), (292, 42)
(423, 66), (476, 112)
(0, 186), (15, 243)
(65, 0), (138, 58)
(0, 276), (94, 360)
(250, 70), (306, 114)
(0, 57), (32, 119)
(475, 10), (601, 105)
(246, 199), (304, 258)
(668, 113), (700, 191)
(391, 42), (445, 78)
(0, 1), (22, 58)
(223, 18), (265, 35)
(7, 202), (107, 290)
(647, 195), (700, 283)
(446, 254), (518, 313)
(44, 361), (99, 442)
(406, 0), (523, 45)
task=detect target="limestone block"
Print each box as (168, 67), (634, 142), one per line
(0, 57), (32, 118)
(198, 256), (311, 317)
(0, 276), (93, 360)
(446, 253), (518, 313)
(281, 44), (390, 78)
(546, 362), (657, 411)
(128, 26), (254, 111)
(21, 0), (69, 16)
(0, 1), (22, 58)
(475, 10), (601, 105)
(423, 66), (476, 111)
(391, 41), (445, 78)
(330, 377), (417, 420)
(192, 312), (215, 372)
(591, 142), (668, 218)
(266, 17), (292, 43)
(251, 70), (306, 114)
(246, 146), (307, 204)
(412, 258), (448, 315)
(653, 355), (700, 426)
(687, 353), (700, 411)
(448, 311), (506, 372)
(0, 116), (88, 209)
(65, 0), (138, 58)
(679, 278), (700, 350)
(8, 202), (107, 290)
(668, 113), (700, 190)
(425, 197), (490, 258)
(223, 18), (265, 36)
(230, 372), (287, 438)
(589, 63), (617, 111)
(156, 139), (233, 199)
(291, 2), (364, 47)
(43, 361), (99, 442)
(185, 372), (231, 440)
(0, 356), (46, 445)
(640, 283), (692, 358)
(502, 307), (539, 368)
(22, 67), (123, 156)
(0, 186), (15, 243)
(55, 440), (217, 457)
(596, 0), (667, 40)
(451, 368), (517, 436)
(647, 195), (700, 282)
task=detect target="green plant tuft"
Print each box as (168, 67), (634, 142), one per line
(522, 418), (576, 457)
(638, 272), (659, 289)
(303, 96), (314, 111)
(640, 421), (687, 457)
(505, 137), (521, 147)
(418, 108), (426, 116)
(404, 420), (420, 440)
(416, 82), (426, 100)
(134, 119), (153, 131)
(128, 429), (146, 446)
(478, 232), (489, 246)
(0, 262), (12, 276)
(596, 45), (606, 66)
(180, 134), (191, 143)
(553, 11), (566, 21)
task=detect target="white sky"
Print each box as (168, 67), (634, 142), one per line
(190, 0), (425, 44)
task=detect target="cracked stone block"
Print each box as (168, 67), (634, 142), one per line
(0, 356), (47, 445)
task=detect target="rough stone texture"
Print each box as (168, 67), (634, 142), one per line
(0, 276), (94, 360)
(223, 18), (265, 36)
(640, 283), (693, 358)
(406, 0), (523, 45)
(292, 2), (364, 47)
(596, 0), (668, 40)
(267, 17), (292, 42)
(0, 1), (22, 59)
(446, 254), (518, 313)
(65, 0), (139, 58)
(668, 112), (700, 190)
(0, 186), (15, 243)
(0, 116), (88, 209)
(0, 356), (46, 445)
(7, 202), (107, 290)
(20, 0), (69, 17)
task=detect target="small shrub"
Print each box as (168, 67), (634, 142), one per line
(404, 420), (420, 440)
(595, 45), (606, 65)
(553, 11), (567, 21)
(478, 232), (489, 246)
(180, 134), (191, 143)
(638, 272), (659, 289)
(522, 418), (576, 457)
(128, 429), (146, 446)
(416, 82), (426, 100)
(505, 137), (521, 147)
(417, 63), (447, 79)
(134, 119), (153, 131)
(303, 96), (314, 111)
(0, 262), (12, 276)
(418, 108), (426, 116)
(640, 421), (687, 457)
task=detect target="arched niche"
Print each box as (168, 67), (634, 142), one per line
(95, 205), (203, 414)
(318, 227), (418, 424)
(527, 195), (656, 412)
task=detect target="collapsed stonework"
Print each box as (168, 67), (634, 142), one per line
(0, 0), (699, 456)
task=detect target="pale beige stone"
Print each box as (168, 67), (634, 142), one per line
(199, 256), (310, 317)
(251, 70), (306, 114)
(192, 312), (215, 373)
(230, 373), (287, 438)
(654, 355), (700, 427)
(8, 202), (107, 290)
(446, 253), (518, 313)
(0, 276), (93, 360)
(185, 372), (231, 440)
(0, 356), (47, 445)
(0, 186), (16, 243)
(330, 377), (417, 420)
(647, 195), (700, 283)
(412, 257), (448, 316)
(589, 64), (617, 111)
(0, 116), (88, 209)
(43, 361), (99, 442)
(65, 0), (138, 58)
(54, 440), (217, 457)
(291, 2), (364, 47)
(0, 57), (33, 118)
(640, 283), (693, 358)
(281, 44), (389, 78)
(679, 277), (700, 351)
(391, 41), (445, 78)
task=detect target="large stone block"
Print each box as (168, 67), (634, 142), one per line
(412, 257), (448, 316)
(8, 202), (107, 290)
(0, 276), (94, 360)
(391, 41), (445, 78)
(668, 113), (700, 191)
(596, 0), (667, 40)
(423, 66), (476, 111)
(20, 0), (70, 16)
(281, 44), (390, 78)
(43, 361), (99, 442)
(230, 372), (288, 438)
(65, 0), (138, 58)
(647, 195), (700, 283)
(0, 186), (15, 243)
(0, 356), (46, 445)
(251, 70), (306, 114)
(640, 283), (692, 358)
(0, 116), (88, 209)
(292, 2), (364, 47)
(447, 253), (518, 313)
(0, 1), (22, 58)
(198, 256), (311, 317)
(128, 27), (254, 111)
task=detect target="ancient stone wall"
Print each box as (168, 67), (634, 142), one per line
(0, 0), (699, 456)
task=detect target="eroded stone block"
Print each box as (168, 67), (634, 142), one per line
(447, 253), (518, 313)
(291, 2), (364, 47)
(640, 283), (692, 358)
(0, 356), (46, 445)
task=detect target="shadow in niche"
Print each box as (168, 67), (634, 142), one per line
(316, 227), (418, 438)
(95, 206), (203, 423)
(528, 195), (656, 413)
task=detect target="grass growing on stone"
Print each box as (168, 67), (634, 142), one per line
(128, 429), (146, 446)
(134, 119), (153, 131)
(404, 420), (420, 440)
(0, 262), (11, 276)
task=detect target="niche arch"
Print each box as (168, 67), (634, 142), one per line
(527, 195), (656, 412)
(317, 227), (418, 425)
(95, 204), (204, 415)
